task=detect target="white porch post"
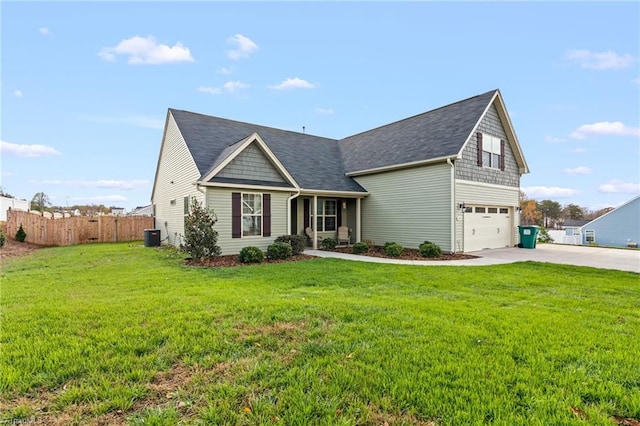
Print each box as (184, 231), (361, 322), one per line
(356, 197), (361, 242)
(313, 195), (318, 250)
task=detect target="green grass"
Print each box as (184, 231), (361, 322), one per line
(1, 242), (639, 425)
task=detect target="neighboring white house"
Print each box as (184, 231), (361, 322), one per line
(0, 196), (29, 221)
(129, 204), (153, 216)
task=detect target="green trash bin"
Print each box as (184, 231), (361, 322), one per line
(518, 225), (540, 249)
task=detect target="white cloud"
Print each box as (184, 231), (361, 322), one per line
(99, 35), (194, 64)
(570, 121), (640, 139)
(571, 147), (588, 154)
(13, 90), (23, 97)
(86, 115), (164, 129)
(564, 166), (592, 175)
(566, 49), (635, 70)
(598, 180), (640, 194)
(315, 107), (334, 115)
(39, 27), (50, 35)
(217, 67), (232, 75)
(32, 179), (148, 190)
(268, 77), (317, 90)
(1, 140), (61, 157)
(226, 34), (259, 60)
(197, 86), (222, 95)
(633, 77), (640, 85)
(521, 186), (578, 198)
(545, 136), (566, 143)
(197, 81), (250, 95)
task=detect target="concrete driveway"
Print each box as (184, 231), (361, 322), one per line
(470, 244), (640, 273)
(306, 244), (640, 273)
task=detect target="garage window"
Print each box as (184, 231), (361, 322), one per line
(475, 207), (486, 213)
(500, 208), (509, 214)
(488, 207), (498, 214)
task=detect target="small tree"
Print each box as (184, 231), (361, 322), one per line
(180, 198), (221, 261)
(15, 224), (26, 243)
(30, 192), (51, 212)
(0, 228), (6, 248)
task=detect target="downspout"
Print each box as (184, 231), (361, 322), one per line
(447, 158), (455, 253)
(287, 189), (301, 235)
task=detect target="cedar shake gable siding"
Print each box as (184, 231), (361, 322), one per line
(456, 103), (520, 188)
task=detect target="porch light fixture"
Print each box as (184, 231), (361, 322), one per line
(458, 202), (466, 210)
(342, 201), (347, 209)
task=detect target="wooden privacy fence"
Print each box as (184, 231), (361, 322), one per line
(6, 210), (154, 246)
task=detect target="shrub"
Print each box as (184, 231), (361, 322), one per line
(537, 227), (553, 243)
(15, 224), (26, 243)
(275, 234), (307, 255)
(0, 228), (6, 248)
(362, 239), (375, 249)
(383, 242), (404, 257)
(321, 238), (337, 250)
(180, 198), (221, 261)
(238, 246), (264, 263)
(419, 241), (442, 258)
(267, 242), (293, 260)
(352, 242), (369, 254)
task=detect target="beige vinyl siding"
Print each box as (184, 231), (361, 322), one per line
(206, 187), (289, 255)
(218, 142), (286, 183)
(152, 113), (202, 247)
(455, 179), (520, 250)
(354, 163), (452, 252)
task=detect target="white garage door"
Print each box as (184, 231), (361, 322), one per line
(464, 206), (512, 252)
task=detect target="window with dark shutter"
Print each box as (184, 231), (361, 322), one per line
(231, 192), (241, 238)
(500, 140), (506, 171)
(477, 132), (483, 166)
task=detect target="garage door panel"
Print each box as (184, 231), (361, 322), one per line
(464, 206), (511, 252)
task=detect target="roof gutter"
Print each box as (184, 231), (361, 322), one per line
(287, 189), (301, 235)
(346, 154), (459, 177)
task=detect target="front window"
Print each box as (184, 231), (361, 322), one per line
(482, 134), (502, 169)
(242, 193), (262, 237)
(314, 199), (337, 232)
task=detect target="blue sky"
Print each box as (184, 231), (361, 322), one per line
(2, 1), (639, 212)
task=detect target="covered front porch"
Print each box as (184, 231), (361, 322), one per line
(289, 192), (367, 250)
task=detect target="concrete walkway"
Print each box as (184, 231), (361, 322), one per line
(305, 244), (640, 273)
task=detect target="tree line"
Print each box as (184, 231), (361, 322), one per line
(519, 192), (613, 228)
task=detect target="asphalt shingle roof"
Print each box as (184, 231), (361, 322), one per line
(169, 90), (498, 192)
(338, 90), (497, 173)
(170, 109), (365, 192)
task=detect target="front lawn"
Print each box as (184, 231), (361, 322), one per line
(1, 243), (638, 425)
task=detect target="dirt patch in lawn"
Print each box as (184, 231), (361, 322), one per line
(0, 237), (45, 260)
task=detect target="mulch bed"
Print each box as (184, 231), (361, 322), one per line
(185, 254), (317, 268)
(0, 238), (45, 260)
(186, 246), (477, 267)
(328, 246), (478, 261)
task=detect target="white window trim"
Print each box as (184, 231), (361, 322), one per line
(482, 133), (502, 169)
(242, 193), (263, 238)
(312, 199), (337, 232)
(585, 229), (595, 243)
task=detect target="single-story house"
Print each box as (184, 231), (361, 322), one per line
(548, 219), (590, 245)
(151, 89), (529, 254)
(581, 195), (640, 248)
